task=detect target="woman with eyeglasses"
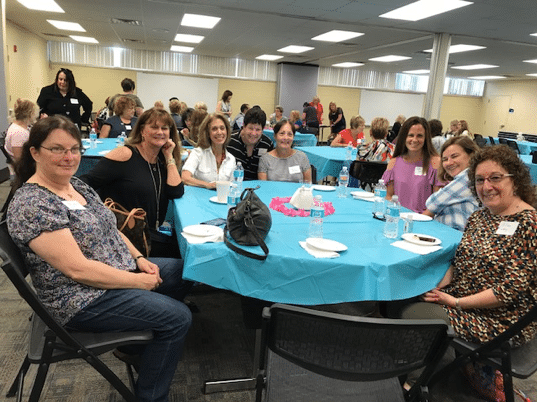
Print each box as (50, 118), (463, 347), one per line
(6, 116), (192, 402)
(400, 145), (537, 347)
(37, 68), (93, 129)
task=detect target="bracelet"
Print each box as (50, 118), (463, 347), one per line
(455, 298), (462, 310)
(166, 158), (176, 166)
(135, 255), (144, 261)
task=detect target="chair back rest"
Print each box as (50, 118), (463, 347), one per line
(0, 221), (79, 348)
(498, 137), (508, 145)
(489, 136), (495, 145)
(475, 137), (488, 148)
(349, 160), (388, 188)
(506, 139), (520, 154)
(262, 304), (452, 382)
(0, 144), (13, 165)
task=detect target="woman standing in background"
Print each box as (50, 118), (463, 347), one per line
(328, 102), (346, 136)
(216, 90), (233, 122)
(37, 68), (93, 129)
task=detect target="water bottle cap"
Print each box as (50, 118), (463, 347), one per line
(392, 195), (399, 202)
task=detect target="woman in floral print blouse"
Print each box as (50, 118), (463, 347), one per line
(402, 145), (537, 346)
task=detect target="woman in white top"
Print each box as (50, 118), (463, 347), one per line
(182, 113), (236, 188)
(216, 90), (233, 122)
(5, 98), (38, 162)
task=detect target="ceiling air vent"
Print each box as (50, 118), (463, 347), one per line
(111, 18), (142, 26)
(122, 38), (145, 44)
(42, 33), (70, 38)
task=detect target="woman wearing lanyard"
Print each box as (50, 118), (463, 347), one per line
(37, 68), (92, 129)
(99, 96), (137, 138)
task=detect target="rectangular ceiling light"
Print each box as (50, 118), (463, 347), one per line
(17, 0), (64, 12)
(424, 44), (485, 53)
(526, 73), (537, 76)
(380, 0), (472, 21)
(181, 13), (220, 29)
(451, 64), (498, 70)
(170, 45), (194, 53)
(256, 54), (284, 61)
(369, 55), (411, 62)
(174, 34), (204, 43)
(469, 76), (504, 79)
(70, 35), (98, 43)
(403, 69), (430, 74)
(523, 59), (537, 64)
(332, 62), (364, 68)
(531, 33), (537, 37)
(312, 30), (364, 42)
(47, 20), (85, 32)
(278, 45), (314, 54)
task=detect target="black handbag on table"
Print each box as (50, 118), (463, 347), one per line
(224, 186), (272, 260)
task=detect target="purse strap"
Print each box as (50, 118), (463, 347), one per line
(223, 224), (269, 261)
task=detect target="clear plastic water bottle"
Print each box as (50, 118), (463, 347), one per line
(373, 179), (387, 218)
(337, 166), (349, 198)
(89, 128), (97, 149)
(345, 142), (353, 168)
(383, 195), (400, 239)
(227, 182), (240, 209)
(309, 195), (324, 238)
(233, 162), (244, 192)
(118, 131), (127, 145)
(351, 145), (358, 160)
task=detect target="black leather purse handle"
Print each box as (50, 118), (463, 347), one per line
(223, 214), (269, 261)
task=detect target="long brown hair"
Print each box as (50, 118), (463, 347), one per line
(393, 116), (437, 174)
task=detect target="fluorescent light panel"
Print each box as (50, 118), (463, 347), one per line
(278, 45), (314, 54)
(332, 62), (364, 68)
(256, 54), (284, 61)
(403, 69), (430, 74)
(181, 13), (220, 29)
(531, 33), (537, 37)
(70, 35), (98, 43)
(469, 76), (504, 79)
(523, 59), (537, 64)
(312, 30), (363, 42)
(174, 34), (204, 43)
(380, 0), (472, 21)
(369, 55), (411, 62)
(17, 0), (64, 12)
(423, 44), (485, 53)
(47, 20), (85, 32)
(526, 73), (537, 77)
(170, 45), (194, 53)
(451, 64), (498, 70)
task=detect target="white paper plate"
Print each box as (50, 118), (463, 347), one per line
(402, 233), (441, 246)
(183, 224), (222, 237)
(350, 191), (374, 198)
(312, 185), (336, 191)
(400, 212), (433, 222)
(306, 237), (348, 252)
(209, 196), (227, 204)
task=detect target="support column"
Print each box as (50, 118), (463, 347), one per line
(423, 33), (451, 120)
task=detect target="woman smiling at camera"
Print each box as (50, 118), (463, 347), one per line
(7, 116), (192, 402)
(258, 119), (311, 183)
(182, 113), (236, 188)
(422, 136), (480, 231)
(401, 145), (537, 347)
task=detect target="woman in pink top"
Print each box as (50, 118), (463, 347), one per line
(381, 116), (443, 213)
(5, 98), (38, 162)
(330, 115), (365, 147)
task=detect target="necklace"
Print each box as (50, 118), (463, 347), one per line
(147, 160), (162, 229)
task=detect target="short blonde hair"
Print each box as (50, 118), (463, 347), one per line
(370, 117), (389, 140)
(349, 115), (365, 129)
(195, 101), (208, 112)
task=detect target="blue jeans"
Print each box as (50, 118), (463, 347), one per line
(66, 258), (193, 402)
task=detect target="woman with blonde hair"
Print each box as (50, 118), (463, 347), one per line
(182, 113), (236, 188)
(331, 115), (365, 147)
(456, 119), (473, 139)
(5, 98), (38, 162)
(357, 117), (394, 162)
(99, 96), (137, 138)
(288, 110), (303, 130)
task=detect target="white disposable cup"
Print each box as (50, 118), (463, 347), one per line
(216, 181), (231, 203)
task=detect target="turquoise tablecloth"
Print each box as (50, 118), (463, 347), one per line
(491, 137), (537, 155)
(173, 181), (462, 305)
(297, 146), (347, 179)
(520, 155), (537, 183)
(76, 138), (121, 176)
(263, 129), (317, 147)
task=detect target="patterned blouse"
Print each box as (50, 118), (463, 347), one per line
(7, 177), (136, 326)
(443, 208), (537, 346)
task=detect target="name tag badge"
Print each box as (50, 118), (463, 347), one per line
(61, 200), (86, 210)
(414, 167), (423, 176)
(258, 148), (267, 155)
(70, 98), (79, 105)
(289, 165), (301, 174)
(496, 221), (519, 236)
(125, 125), (132, 130)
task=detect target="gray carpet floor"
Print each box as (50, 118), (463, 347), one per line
(1, 180), (537, 401)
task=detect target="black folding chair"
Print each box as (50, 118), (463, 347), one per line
(255, 304), (454, 402)
(475, 137), (488, 148)
(489, 136), (496, 145)
(506, 139), (521, 154)
(429, 303), (537, 402)
(349, 160), (388, 191)
(0, 221), (153, 402)
(498, 137), (508, 145)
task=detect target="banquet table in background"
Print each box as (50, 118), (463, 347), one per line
(76, 138), (121, 176)
(520, 155), (537, 184)
(263, 129), (317, 147)
(490, 137), (537, 155)
(297, 146), (347, 179)
(173, 181), (462, 305)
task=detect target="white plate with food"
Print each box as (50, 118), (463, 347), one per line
(209, 196), (227, 204)
(402, 233), (441, 246)
(306, 237), (348, 252)
(183, 224), (222, 237)
(312, 185), (336, 192)
(400, 212), (433, 222)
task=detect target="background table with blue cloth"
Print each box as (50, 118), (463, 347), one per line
(76, 138), (122, 176)
(490, 137), (537, 155)
(263, 129), (317, 147)
(173, 181), (462, 304)
(297, 146), (347, 179)
(520, 154), (537, 183)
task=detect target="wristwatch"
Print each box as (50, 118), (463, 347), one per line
(455, 298), (462, 310)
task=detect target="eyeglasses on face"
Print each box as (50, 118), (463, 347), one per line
(475, 173), (513, 186)
(40, 145), (85, 155)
